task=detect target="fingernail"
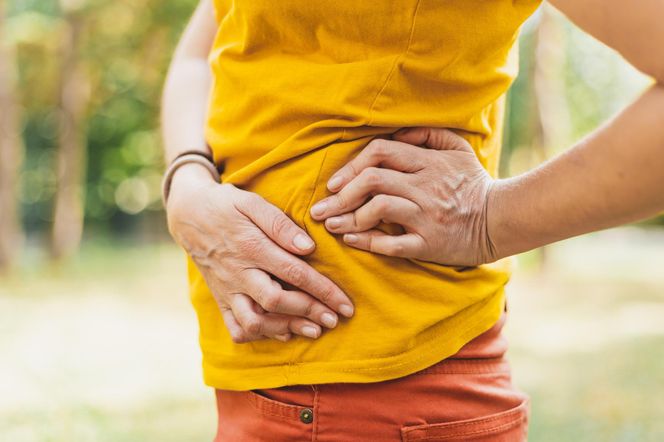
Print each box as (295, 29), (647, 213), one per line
(293, 233), (314, 251)
(326, 217), (342, 229)
(275, 333), (291, 342)
(302, 326), (320, 339)
(310, 201), (327, 217)
(321, 312), (337, 328)
(344, 234), (358, 244)
(327, 176), (343, 191)
(339, 304), (354, 318)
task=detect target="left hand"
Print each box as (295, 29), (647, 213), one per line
(309, 127), (499, 266)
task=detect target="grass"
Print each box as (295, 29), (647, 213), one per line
(1, 227), (663, 441)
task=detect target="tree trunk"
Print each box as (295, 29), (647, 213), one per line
(51, 13), (88, 260)
(0, 0), (25, 272)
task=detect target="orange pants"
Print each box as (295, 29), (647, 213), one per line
(214, 313), (528, 441)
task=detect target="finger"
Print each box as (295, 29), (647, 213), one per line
(221, 305), (257, 344)
(230, 293), (323, 340)
(325, 194), (420, 234)
(223, 302), (292, 344)
(236, 191), (316, 255)
(343, 230), (425, 258)
(206, 277), (259, 344)
(312, 167), (414, 220)
(392, 127), (474, 153)
(326, 138), (428, 192)
(201, 265), (293, 344)
(241, 268), (339, 329)
(228, 293), (283, 340)
(261, 247), (355, 318)
(250, 295), (324, 340)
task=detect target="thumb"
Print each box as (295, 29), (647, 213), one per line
(236, 191), (316, 256)
(393, 127), (474, 153)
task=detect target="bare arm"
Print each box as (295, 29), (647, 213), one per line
(161, 0), (216, 163)
(310, 0), (664, 265)
(488, 0), (664, 259)
(549, 0), (664, 84)
(162, 1), (354, 343)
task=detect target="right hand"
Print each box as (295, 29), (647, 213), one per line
(166, 163), (355, 343)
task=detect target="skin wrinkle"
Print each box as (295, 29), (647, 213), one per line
(165, 0), (664, 351)
(168, 172), (353, 342)
(312, 128), (496, 266)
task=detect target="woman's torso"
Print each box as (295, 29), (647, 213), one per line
(189, 0), (541, 390)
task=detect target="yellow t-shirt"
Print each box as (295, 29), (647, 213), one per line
(190, 0), (541, 390)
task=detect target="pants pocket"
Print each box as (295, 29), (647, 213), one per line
(246, 386), (314, 419)
(215, 388), (315, 442)
(400, 399), (529, 442)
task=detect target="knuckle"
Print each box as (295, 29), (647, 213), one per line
(285, 264), (307, 286)
(388, 242), (405, 256)
(368, 139), (389, 159)
(446, 130), (471, 149)
(347, 161), (360, 178)
(244, 317), (263, 336)
(230, 332), (247, 344)
(371, 194), (390, 213)
(303, 300), (315, 318)
(380, 240), (404, 256)
(334, 193), (348, 210)
(318, 284), (335, 304)
(252, 284), (269, 306)
(270, 215), (293, 240)
(458, 138), (472, 151)
(361, 167), (383, 188)
(263, 292), (283, 312)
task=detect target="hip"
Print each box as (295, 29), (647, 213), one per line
(213, 312), (529, 441)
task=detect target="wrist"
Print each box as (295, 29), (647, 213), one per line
(166, 163), (217, 214)
(487, 176), (543, 260)
(486, 178), (512, 261)
(172, 161), (216, 188)
(162, 149), (221, 206)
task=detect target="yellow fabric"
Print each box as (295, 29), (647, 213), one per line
(191, 0), (541, 390)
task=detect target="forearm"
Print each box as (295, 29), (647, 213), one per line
(162, 57), (217, 208)
(489, 84), (664, 258)
(160, 0), (219, 200)
(160, 0), (216, 164)
(550, 0), (664, 84)
(161, 58), (211, 163)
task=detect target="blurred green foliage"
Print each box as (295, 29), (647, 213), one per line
(8, 0), (197, 235)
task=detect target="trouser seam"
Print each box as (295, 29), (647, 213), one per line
(311, 385), (320, 442)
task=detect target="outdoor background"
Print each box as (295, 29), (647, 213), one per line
(1, 1), (663, 441)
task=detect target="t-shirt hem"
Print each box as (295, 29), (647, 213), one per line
(201, 290), (505, 391)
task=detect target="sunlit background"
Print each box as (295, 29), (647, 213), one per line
(1, 1), (663, 441)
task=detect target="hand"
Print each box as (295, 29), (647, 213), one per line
(310, 127), (499, 267)
(166, 164), (355, 343)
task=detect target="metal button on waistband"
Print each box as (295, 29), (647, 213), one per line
(299, 408), (314, 424)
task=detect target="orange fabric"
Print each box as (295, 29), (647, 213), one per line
(214, 313), (529, 441)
